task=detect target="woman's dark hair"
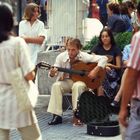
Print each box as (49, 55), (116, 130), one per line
(125, 1), (135, 10)
(119, 2), (130, 16)
(0, 4), (13, 43)
(98, 27), (116, 46)
(107, 3), (120, 15)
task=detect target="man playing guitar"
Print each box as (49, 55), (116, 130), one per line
(47, 38), (108, 126)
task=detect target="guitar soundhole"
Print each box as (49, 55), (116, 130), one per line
(80, 70), (86, 76)
(92, 76), (99, 82)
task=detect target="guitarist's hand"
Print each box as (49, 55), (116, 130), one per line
(49, 67), (58, 77)
(88, 66), (101, 79)
(105, 66), (111, 72)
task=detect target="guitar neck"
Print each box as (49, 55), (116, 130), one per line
(37, 62), (85, 76)
(57, 67), (85, 76)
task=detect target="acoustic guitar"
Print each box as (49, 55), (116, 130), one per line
(37, 61), (105, 89)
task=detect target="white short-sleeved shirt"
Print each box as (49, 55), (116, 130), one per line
(19, 19), (47, 64)
(0, 36), (37, 129)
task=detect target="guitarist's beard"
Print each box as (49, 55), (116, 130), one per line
(69, 57), (78, 65)
(69, 52), (79, 63)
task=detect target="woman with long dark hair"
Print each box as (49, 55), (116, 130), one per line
(90, 27), (122, 100)
(0, 4), (42, 140)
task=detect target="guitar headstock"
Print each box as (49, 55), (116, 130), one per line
(36, 61), (51, 70)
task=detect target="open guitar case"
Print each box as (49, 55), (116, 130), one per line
(75, 90), (120, 137)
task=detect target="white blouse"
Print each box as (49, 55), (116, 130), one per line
(0, 36), (37, 129)
(19, 19), (47, 64)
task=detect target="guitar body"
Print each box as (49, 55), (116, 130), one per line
(71, 61), (105, 89)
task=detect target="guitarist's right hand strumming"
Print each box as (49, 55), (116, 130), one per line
(49, 67), (58, 77)
(88, 66), (103, 80)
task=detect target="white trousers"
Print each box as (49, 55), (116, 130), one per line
(47, 79), (87, 116)
(0, 123), (42, 140)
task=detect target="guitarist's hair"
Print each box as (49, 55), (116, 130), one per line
(68, 38), (83, 50)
